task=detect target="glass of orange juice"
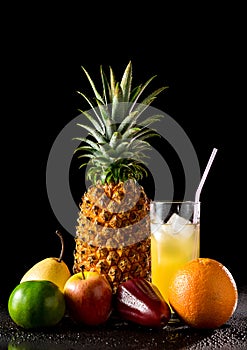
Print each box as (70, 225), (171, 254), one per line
(150, 201), (200, 314)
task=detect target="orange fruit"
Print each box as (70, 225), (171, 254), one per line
(168, 257), (238, 329)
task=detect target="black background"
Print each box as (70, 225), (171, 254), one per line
(2, 5), (245, 303)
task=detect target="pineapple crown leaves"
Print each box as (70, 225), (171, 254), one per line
(73, 61), (168, 185)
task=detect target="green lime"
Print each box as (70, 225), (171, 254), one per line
(8, 280), (66, 329)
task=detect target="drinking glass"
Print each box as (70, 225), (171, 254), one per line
(150, 201), (200, 312)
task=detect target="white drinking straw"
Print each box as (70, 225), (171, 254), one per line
(193, 147), (218, 223)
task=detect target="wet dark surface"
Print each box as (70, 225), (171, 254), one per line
(1, 286), (246, 350)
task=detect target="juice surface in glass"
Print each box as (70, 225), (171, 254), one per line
(151, 221), (200, 305)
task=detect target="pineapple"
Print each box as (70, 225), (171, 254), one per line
(73, 61), (167, 293)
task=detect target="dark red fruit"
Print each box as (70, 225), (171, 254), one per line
(115, 278), (171, 327)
